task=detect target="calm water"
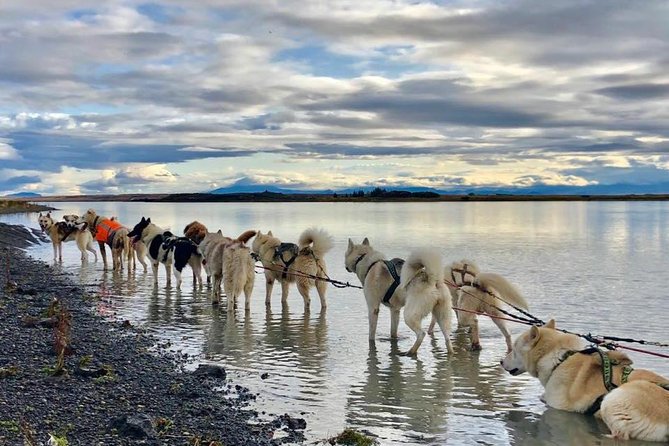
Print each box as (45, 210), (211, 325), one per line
(3, 201), (668, 446)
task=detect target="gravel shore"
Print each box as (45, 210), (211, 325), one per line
(0, 223), (306, 445)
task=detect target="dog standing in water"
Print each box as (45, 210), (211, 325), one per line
(344, 238), (406, 341)
(78, 209), (139, 271)
(399, 249), (454, 356)
(252, 228), (333, 310)
(38, 212), (97, 263)
(128, 217), (202, 288)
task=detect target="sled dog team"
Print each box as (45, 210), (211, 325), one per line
(38, 211), (668, 442)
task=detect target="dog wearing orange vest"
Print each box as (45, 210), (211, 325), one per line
(79, 209), (136, 271)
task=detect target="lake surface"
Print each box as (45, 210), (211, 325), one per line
(3, 201), (668, 445)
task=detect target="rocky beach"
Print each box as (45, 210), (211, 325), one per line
(0, 220), (307, 445)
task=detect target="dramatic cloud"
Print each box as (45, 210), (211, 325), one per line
(1, 0), (669, 194)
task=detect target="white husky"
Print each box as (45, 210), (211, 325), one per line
(400, 249), (454, 356)
(428, 259), (480, 333)
(344, 238), (405, 341)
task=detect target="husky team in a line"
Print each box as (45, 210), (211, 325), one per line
(37, 210), (669, 442)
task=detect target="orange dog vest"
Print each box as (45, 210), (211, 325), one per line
(95, 219), (123, 245)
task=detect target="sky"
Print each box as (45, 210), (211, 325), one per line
(1, 0), (669, 195)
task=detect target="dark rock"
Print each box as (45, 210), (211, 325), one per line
(38, 317), (58, 328)
(261, 372), (269, 380)
(110, 414), (157, 440)
(192, 364), (227, 380)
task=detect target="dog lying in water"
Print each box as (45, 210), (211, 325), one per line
(502, 320), (669, 442)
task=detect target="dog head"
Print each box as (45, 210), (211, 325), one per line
(501, 319), (557, 377)
(344, 238), (373, 272)
(128, 217), (151, 243)
(184, 221), (208, 244)
(62, 214), (80, 228)
(251, 230), (278, 255)
(38, 212), (54, 231)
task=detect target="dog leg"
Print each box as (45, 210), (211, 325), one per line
(280, 280), (290, 305)
(57, 242), (63, 261)
(264, 275), (275, 306)
(297, 280), (311, 311)
(174, 267), (182, 289)
(164, 263), (172, 287)
(390, 309), (401, 339)
(491, 316), (513, 352)
(367, 305), (380, 341)
(433, 303), (454, 354)
(401, 307), (426, 356)
(427, 316), (437, 335)
(470, 317), (482, 351)
(212, 274), (222, 304)
(151, 261), (159, 285)
(99, 243), (108, 271)
(316, 278), (327, 310)
(87, 241), (98, 262)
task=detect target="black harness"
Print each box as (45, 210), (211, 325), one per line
(274, 242), (299, 279)
(550, 347), (635, 415)
(58, 221), (76, 243)
(367, 258), (404, 304)
(451, 264), (475, 286)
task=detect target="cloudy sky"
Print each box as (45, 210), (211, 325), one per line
(2, 0), (669, 195)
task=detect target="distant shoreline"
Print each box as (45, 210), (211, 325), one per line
(4, 192), (669, 203)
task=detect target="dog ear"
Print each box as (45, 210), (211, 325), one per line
(268, 230), (273, 236)
(362, 237), (369, 246)
(39, 212), (42, 217)
(146, 218), (151, 223)
(348, 238), (354, 249)
(47, 212), (51, 217)
(544, 319), (556, 329)
(529, 325), (540, 342)
(217, 229), (222, 235)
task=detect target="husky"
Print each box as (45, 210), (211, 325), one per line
(399, 249), (454, 356)
(127, 217), (202, 288)
(502, 320), (669, 442)
(344, 238), (405, 341)
(252, 228), (333, 310)
(222, 238), (256, 311)
(199, 229), (256, 304)
(184, 221), (208, 245)
(79, 209), (146, 271)
(427, 259), (480, 334)
(38, 212), (98, 263)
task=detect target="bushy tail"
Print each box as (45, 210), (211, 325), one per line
(474, 272), (528, 309)
(400, 248), (444, 289)
(298, 228), (334, 257)
(236, 230), (257, 244)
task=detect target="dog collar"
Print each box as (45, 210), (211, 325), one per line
(352, 253), (367, 272)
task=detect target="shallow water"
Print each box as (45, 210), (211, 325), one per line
(3, 201), (668, 446)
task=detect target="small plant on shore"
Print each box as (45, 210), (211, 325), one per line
(20, 420), (37, 446)
(325, 428), (378, 446)
(78, 355), (92, 368)
(189, 435), (224, 446)
(48, 433), (69, 446)
(0, 365), (18, 378)
(93, 365), (117, 384)
(0, 420), (20, 433)
(154, 417), (174, 436)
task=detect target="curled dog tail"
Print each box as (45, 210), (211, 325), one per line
(474, 272), (528, 310)
(400, 248), (443, 289)
(298, 228), (334, 257)
(236, 230), (257, 244)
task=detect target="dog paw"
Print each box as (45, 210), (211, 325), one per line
(471, 343), (482, 351)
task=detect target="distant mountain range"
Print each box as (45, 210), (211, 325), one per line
(4, 192), (42, 198)
(209, 178), (669, 196)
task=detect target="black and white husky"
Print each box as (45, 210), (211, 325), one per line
(128, 217), (202, 288)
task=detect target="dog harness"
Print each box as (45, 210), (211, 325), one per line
(451, 264), (475, 286)
(94, 218), (124, 246)
(366, 258), (405, 305)
(550, 346), (636, 415)
(274, 242), (299, 279)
